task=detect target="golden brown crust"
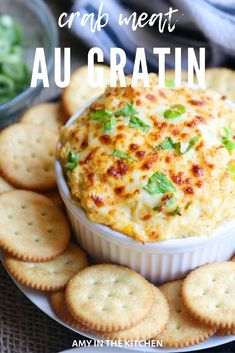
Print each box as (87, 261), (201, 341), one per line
(65, 264), (154, 332)
(58, 75), (235, 242)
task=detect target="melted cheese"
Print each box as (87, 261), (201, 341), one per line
(58, 75), (235, 242)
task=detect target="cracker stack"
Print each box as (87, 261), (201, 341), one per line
(48, 260), (235, 347)
(0, 96), (89, 289)
(0, 189), (88, 291)
(52, 264), (170, 340)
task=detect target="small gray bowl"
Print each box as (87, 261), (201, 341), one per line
(0, 0), (58, 126)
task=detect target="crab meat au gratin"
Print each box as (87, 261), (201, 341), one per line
(58, 74), (235, 242)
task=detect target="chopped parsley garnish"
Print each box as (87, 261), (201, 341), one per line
(112, 150), (135, 162)
(184, 135), (201, 154)
(65, 150), (80, 171)
(166, 197), (176, 207)
(228, 163), (235, 181)
(154, 137), (175, 151)
(222, 127), (235, 153)
(165, 78), (175, 88)
(144, 172), (176, 195)
(115, 100), (137, 117)
(115, 101), (151, 132)
(164, 104), (186, 119)
(129, 116), (151, 132)
(154, 137), (181, 153)
(172, 206), (182, 216)
(154, 135), (201, 154)
(89, 109), (116, 132)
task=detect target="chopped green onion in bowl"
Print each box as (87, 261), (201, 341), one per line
(0, 14), (31, 105)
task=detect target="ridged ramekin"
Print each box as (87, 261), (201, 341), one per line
(55, 104), (235, 284)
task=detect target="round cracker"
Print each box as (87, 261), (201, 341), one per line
(217, 327), (235, 336)
(154, 280), (216, 348)
(0, 123), (57, 191)
(182, 262), (235, 329)
(51, 291), (92, 332)
(65, 264), (154, 332)
(205, 68), (235, 102)
(4, 242), (87, 291)
(62, 65), (110, 118)
(20, 102), (65, 133)
(103, 285), (169, 340)
(0, 190), (70, 261)
(0, 175), (14, 194)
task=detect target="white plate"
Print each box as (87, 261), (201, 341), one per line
(1, 251), (234, 353)
(59, 348), (129, 353)
(59, 348), (127, 353)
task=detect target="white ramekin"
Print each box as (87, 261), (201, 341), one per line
(55, 103), (235, 284)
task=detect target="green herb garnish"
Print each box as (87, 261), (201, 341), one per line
(144, 172), (176, 195)
(116, 100), (137, 117)
(129, 116), (151, 132)
(165, 78), (175, 88)
(172, 206), (182, 216)
(89, 109), (116, 132)
(112, 150), (135, 162)
(184, 135), (201, 154)
(154, 137), (180, 153)
(222, 127), (235, 153)
(166, 197), (176, 207)
(164, 104), (186, 119)
(154, 137), (175, 151)
(228, 163), (235, 181)
(116, 101), (151, 132)
(154, 135), (200, 154)
(65, 151), (80, 171)
(0, 15), (31, 105)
